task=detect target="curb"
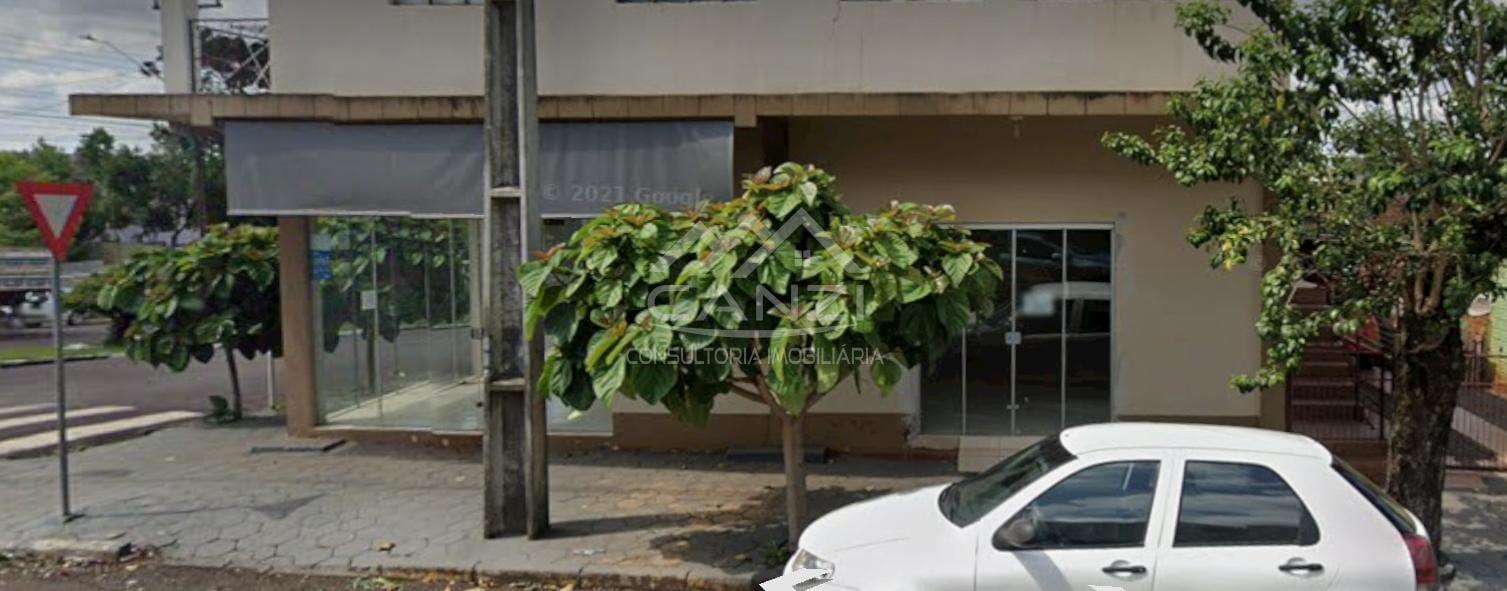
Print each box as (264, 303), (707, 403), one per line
(0, 538), (134, 563)
(376, 564), (756, 591)
(0, 354), (114, 370)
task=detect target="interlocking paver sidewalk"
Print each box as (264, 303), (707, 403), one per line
(3, 421), (1507, 589)
(0, 420), (953, 588)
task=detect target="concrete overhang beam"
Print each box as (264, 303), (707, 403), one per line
(69, 91), (1176, 128)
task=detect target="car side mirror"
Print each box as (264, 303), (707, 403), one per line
(992, 517), (1037, 551)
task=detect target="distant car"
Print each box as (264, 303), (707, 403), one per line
(0, 290), (77, 328)
(787, 423), (1439, 591)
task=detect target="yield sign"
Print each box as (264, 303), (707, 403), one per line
(16, 181), (93, 261)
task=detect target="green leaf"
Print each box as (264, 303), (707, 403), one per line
(875, 234), (918, 268)
(937, 290), (970, 334)
(590, 354), (627, 401)
(767, 190), (801, 219)
(586, 246), (619, 273)
(634, 323), (674, 362)
(168, 344), (190, 372)
(585, 325), (623, 368)
(541, 352), (573, 399)
(798, 181), (818, 206)
(559, 366), (596, 410)
(898, 269), (933, 303)
(190, 344), (215, 363)
(519, 260), (551, 297)
(769, 362), (808, 412)
(524, 287), (561, 339)
(814, 337), (841, 392)
(678, 328), (716, 352)
(872, 355), (904, 392)
(773, 241), (803, 273)
(628, 361), (677, 404)
(596, 280), (624, 308)
(542, 303), (579, 345)
(942, 254), (973, 286)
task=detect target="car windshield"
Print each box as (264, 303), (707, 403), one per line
(938, 435), (1075, 526)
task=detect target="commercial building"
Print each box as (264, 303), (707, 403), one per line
(72, 0), (1280, 469)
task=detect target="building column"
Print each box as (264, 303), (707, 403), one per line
(158, 0), (200, 94)
(278, 216), (319, 436)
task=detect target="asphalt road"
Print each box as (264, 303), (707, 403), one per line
(0, 323), (274, 428)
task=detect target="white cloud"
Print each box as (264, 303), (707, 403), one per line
(0, 0), (266, 150)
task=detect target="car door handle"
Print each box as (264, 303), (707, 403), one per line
(1101, 564), (1147, 575)
(1278, 562), (1325, 574)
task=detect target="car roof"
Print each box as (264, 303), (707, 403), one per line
(1059, 422), (1332, 462)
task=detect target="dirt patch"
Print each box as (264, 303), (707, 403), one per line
(0, 552), (587, 591)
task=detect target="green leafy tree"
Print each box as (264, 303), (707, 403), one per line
(521, 163), (1001, 544)
(93, 224), (280, 420)
(75, 127), (213, 247)
(0, 150), (55, 247)
(1103, 0), (1507, 542)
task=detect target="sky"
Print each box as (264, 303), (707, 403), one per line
(0, 0), (266, 151)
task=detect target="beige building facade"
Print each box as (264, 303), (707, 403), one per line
(74, 0), (1274, 463)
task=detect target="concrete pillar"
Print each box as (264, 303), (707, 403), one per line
(277, 216), (319, 436)
(159, 0), (200, 93)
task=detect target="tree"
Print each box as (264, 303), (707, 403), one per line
(93, 224), (280, 420)
(520, 163), (1001, 545)
(1102, 0), (1507, 544)
(74, 127), (210, 247)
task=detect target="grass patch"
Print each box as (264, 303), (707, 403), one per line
(0, 343), (122, 363)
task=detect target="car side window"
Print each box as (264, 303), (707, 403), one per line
(1174, 461), (1320, 547)
(1004, 461), (1160, 550)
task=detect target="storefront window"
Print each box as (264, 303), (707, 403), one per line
(311, 217), (481, 431)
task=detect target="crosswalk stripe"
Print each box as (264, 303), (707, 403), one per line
(0, 406), (135, 431)
(0, 403), (55, 419)
(0, 411), (202, 458)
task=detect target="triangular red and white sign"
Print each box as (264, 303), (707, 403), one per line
(16, 181), (93, 261)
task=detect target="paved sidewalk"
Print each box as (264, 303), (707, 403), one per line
(1442, 473), (1507, 590)
(0, 420), (952, 588)
(2, 422), (1507, 589)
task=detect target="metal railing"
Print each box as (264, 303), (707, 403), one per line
(1287, 323), (1507, 471)
(1452, 341), (1507, 470)
(189, 18), (270, 94)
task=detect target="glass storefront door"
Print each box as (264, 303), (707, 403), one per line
(921, 227), (1113, 436)
(312, 217), (482, 431)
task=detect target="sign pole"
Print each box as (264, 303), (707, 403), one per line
(16, 180), (94, 524)
(51, 255), (73, 521)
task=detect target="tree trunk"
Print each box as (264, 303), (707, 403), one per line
(225, 347), (243, 421)
(781, 410), (808, 548)
(1386, 318), (1465, 547)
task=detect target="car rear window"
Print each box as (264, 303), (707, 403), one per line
(1333, 460), (1417, 534)
(1174, 461), (1320, 547)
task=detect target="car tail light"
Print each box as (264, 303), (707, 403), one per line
(1403, 532), (1440, 590)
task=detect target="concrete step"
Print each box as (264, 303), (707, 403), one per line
(0, 411), (202, 459)
(1295, 360), (1352, 379)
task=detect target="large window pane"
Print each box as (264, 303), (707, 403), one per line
(1013, 229), (1064, 436)
(315, 216), (481, 431)
(1065, 230), (1112, 428)
(1174, 462), (1320, 547)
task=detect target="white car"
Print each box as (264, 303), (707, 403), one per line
(788, 423), (1439, 591)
